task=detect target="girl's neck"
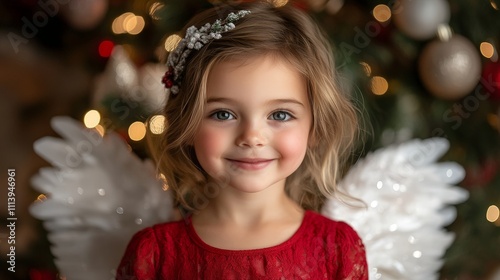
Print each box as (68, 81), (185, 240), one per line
(193, 184), (303, 228)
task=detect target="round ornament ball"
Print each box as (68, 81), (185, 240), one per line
(418, 35), (482, 100)
(393, 0), (450, 40)
(482, 61), (500, 100)
(61, 0), (108, 30)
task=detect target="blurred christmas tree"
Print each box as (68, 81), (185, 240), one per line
(1, 0), (499, 279)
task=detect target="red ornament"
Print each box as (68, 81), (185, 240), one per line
(98, 40), (114, 58)
(29, 268), (58, 280)
(481, 61), (500, 100)
(463, 158), (499, 189)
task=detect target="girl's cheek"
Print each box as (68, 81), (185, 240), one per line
(196, 126), (228, 152)
(275, 129), (309, 160)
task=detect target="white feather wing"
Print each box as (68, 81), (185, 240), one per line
(322, 138), (468, 280)
(30, 116), (173, 280)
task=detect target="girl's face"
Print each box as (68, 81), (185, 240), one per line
(193, 55), (312, 194)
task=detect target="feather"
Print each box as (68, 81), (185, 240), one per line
(322, 138), (468, 280)
(30, 116), (173, 279)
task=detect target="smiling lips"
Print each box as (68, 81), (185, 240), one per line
(227, 158), (274, 170)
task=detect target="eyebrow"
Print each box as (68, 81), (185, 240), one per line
(206, 97), (305, 107)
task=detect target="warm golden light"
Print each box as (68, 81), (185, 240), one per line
(491, 0), (499, 10)
(360, 61), (372, 76)
(128, 121), (146, 141)
(113, 13), (145, 35)
(373, 4), (391, 23)
(164, 34), (182, 52)
(94, 124), (106, 136)
(487, 113), (499, 130)
(371, 76), (389, 95)
(149, 2), (164, 20)
(36, 194), (47, 202)
(272, 0), (288, 8)
(486, 205), (500, 222)
(112, 12), (134, 34)
(128, 16), (145, 35)
(124, 14), (138, 33)
(149, 115), (166, 135)
(83, 110), (101, 128)
(480, 42), (495, 59)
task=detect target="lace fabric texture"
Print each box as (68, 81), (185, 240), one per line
(116, 210), (368, 280)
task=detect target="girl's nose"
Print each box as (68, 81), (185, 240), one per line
(235, 121), (267, 148)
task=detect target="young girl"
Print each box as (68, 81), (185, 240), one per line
(117, 1), (368, 279)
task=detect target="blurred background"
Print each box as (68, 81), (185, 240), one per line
(0, 0), (499, 279)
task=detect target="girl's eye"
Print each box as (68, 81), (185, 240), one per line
(270, 111), (293, 121)
(210, 110), (235, 120)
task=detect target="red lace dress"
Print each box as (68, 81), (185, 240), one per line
(116, 210), (368, 279)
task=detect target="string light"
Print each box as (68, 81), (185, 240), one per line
(112, 12), (134, 34)
(149, 115), (166, 134)
(486, 205), (499, 223)
(94, 124), (106, 136)
(83, 110), (101, 128)
(373, 4), (391, 23)
(149, 2), (164, 20)
(112, 12), (145, 35)
(360, 61), (372, 76)
(128, 121), (146, 141)
(480, 42), (495, 59)
(124, 15), (145, 35)
(164, 34), (182, 52)
(272, 0), (288, 8)
(490, 0), (498, 10)
(371, 76), (389, 95)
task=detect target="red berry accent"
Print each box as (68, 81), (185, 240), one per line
(162, 67), (176, 89)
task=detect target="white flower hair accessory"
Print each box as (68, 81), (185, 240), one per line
(162, 10), (251, 95)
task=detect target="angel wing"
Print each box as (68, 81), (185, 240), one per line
(322, 137), (469, 280)
(30, 116), (173, 280)
(31, 116), (467, 279)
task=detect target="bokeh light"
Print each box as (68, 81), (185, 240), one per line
(373, 4), (391, 23)
(149, 115), (166, 134)
(371, 76), (389, 95)
(164, 34), (182, 52)
(83, 110), (101, 128)
(480, 42), (495, 59)
(128, 121), (147, 141)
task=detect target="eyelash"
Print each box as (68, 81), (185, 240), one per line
(208, 109), (295, 122)
(209, 110), (235, 121)
(269, 110), (295, 121)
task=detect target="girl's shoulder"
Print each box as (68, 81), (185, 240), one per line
(126, 218), (190, 249)
(305, 210), (352, 228)
(304, 210), (363, 243)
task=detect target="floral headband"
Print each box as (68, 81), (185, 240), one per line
(162, 10), (251, 95)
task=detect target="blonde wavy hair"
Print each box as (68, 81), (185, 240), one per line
(152, 1), (359, 212)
